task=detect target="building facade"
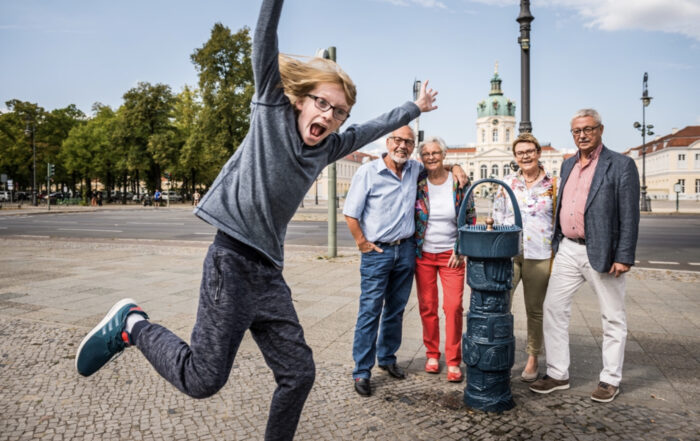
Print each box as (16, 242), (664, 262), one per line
(445, 68), (565, 194)
(623, 126), (700, 200)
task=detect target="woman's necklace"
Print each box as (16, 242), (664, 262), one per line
(523, 170), (541, 184)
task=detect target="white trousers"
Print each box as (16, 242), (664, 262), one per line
(543, 238), (627, 386)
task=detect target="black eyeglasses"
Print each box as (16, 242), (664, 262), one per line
(570, 125), (600, 137)
(514, 148), (538, 158)
(388, 136), (415, 147)
(306, 94), (350, 121)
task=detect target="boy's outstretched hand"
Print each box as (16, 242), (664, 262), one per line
(414, 80), (438, 113)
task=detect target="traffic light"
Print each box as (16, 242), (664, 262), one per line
(48, 163), (55, 177)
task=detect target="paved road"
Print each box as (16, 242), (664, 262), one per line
(1, 209), (699, 271)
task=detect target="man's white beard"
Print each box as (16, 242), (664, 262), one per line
(389, 152), (408, 164)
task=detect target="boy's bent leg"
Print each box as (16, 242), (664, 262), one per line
(135, 245), (255, 398)
(250, 273), (315, 441)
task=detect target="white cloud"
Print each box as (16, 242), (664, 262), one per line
(466, 0), (700, 41)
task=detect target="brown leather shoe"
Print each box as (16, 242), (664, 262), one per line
(529, 375), (570, 394)
(591, 382), (619, 403)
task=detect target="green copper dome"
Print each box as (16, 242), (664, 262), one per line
(477, 71), (516, 118)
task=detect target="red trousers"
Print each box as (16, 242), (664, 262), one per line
(414, 250), (466, 366)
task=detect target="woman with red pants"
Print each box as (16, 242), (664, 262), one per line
(414, 136), (475, 382)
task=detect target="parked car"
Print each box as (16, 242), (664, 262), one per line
(0, 191), (10, 202)
(162, 191), (182, 202)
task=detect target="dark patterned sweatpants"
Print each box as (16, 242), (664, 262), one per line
(133, 243), (315, 441)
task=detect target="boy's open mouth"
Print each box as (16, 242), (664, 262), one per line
(310, 123), (327, 138)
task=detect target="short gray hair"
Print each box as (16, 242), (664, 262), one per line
(571, 108), (602, 126)
(418, 136), (447, 157)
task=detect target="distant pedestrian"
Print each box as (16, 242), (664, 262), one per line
(154, 189), (161, 208)
(96, 192), (103, 207)
(193, 190), (200, 207)
(90, 191), (97, 207)
(529, 109), (640, 403)
(75, 0), (439, 439)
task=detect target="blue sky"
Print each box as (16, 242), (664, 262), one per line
(2, 0), (699, 154)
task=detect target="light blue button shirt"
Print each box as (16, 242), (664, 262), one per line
(343, 154), (423, 243)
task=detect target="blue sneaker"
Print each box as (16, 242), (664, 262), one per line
(75, 298), (148, 377)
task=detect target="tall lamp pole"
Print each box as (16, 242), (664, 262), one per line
(412, 80), (423, 148)
(517, 0), (534, 134)
(633, 72), (653, 212)
(24, 118), (37, 206)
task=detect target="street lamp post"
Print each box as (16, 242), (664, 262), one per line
(24, 119), (37, 206)
(412, 80), (423, 148)
(633, 72), (654, 212)
(517, 0), (534, 134)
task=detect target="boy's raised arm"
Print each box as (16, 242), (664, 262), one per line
(252, 0), (284, 101)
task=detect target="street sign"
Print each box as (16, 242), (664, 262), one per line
(674, 183), (682, 193)
(0, 174), (6, 183)
(7, 179), (13, 190)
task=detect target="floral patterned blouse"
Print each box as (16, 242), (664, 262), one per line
(492, 170), (557, 260)
(415, 171), (475, 258)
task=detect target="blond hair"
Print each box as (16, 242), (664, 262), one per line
(278, 54), (357, 109)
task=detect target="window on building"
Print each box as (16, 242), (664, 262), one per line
(480, 165), (488, 179)
(679, 179), (686, 193)
(696, 179), (700, 193)
(469, 171), (474, 181)
(492, 129), (498, 143)
(492, 165), (499, 177)
(553, 169), (558, 177)
(505, 129), (511, 143)
(503, 164), (510, 176)
(678, 154), (686, 168)
(696, 153), (700, 169)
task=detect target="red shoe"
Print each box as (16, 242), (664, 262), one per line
(447, 370), (463, 383)
(425, 359), (440, 374)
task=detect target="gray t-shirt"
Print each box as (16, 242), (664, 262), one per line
(194, 0), (420, 267)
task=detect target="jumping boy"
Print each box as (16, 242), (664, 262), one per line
(75, 0), (438, 439)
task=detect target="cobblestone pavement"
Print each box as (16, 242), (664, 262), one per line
(0, 237), (699, 440)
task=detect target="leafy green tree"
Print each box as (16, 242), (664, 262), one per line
(191, 23), (254, 168)
(0, 101), (46, 197)
(118, 82), (176, 191)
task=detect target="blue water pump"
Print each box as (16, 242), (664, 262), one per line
(457, 179), (522, 412)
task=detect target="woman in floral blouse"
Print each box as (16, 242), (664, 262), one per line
(414, 136), (475, 382)
(493, 132), (557, 382)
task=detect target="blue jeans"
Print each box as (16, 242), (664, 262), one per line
(352, 238), (416, 379)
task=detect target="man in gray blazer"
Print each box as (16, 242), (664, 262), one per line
(529, 109), (640, 403)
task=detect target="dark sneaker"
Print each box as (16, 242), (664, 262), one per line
(529, 375), (570, 394)
(591, 382), (620, 403)
(75, 298), (148, 377)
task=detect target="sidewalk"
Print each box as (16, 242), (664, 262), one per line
(0, 237), (698, 440)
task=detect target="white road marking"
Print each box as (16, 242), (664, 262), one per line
(58, 228), (123, 233)
(689, 263), (700, 266)
(648, 260), (679, 265)
(194, 232), (214, 235)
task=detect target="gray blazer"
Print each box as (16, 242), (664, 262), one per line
(552, 145), (640, 273)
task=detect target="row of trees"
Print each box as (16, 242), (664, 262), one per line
(0, 23), (254, 203)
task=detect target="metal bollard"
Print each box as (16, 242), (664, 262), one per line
(457, 178), (522, 412)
